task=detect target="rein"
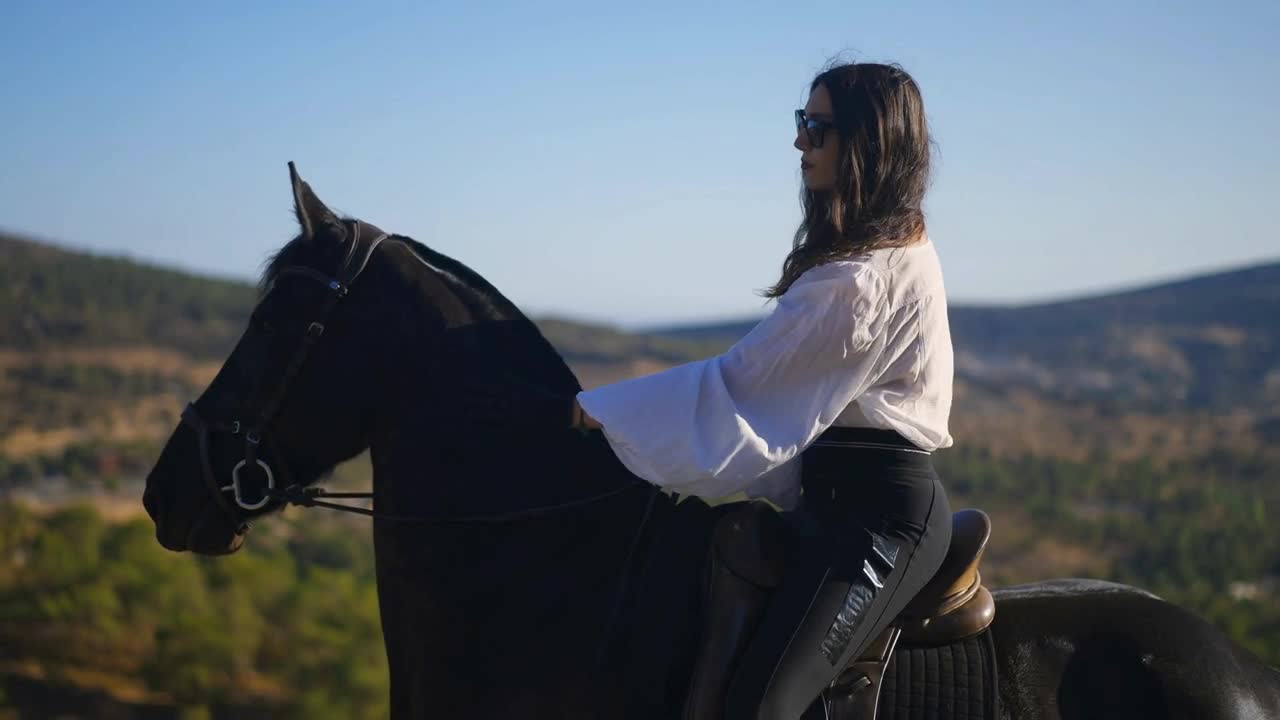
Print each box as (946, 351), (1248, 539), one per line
(264, 478), (648, 525)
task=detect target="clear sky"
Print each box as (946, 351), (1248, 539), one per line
(2, 1), (1276, 327)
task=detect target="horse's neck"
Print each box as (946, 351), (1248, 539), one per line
(367, 431), (663, 717)
(364, 325), (670, 713)
(383, 242), (608, 511)
(366, 240), (689, 716)
(366, 376), (705, 716)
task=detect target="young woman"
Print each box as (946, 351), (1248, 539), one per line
(471, 61), (954, 719)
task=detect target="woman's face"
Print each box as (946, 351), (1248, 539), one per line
(795, 83), (839, 191)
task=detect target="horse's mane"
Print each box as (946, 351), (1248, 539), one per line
(393, 234), (583, 393)
(259, 222), (583, 395)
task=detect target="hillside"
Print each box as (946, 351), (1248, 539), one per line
(3, 229), (1278, 470)
(1, 230), (1278, 718)
(8, 229), (1275, 405)
(648, 260), (1280, 414)
(0, 232), (254, 358)
(646, 261), (1280, 463)
(0, 232), (716, 487)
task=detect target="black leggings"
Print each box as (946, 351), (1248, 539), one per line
(724, 434), (953, 719)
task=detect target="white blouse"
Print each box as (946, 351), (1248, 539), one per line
(577, 238), (954, 510)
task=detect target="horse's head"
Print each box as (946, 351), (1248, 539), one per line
(143, 163), (399, 554)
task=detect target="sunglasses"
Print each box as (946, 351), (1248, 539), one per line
(795, 109), (836, 148)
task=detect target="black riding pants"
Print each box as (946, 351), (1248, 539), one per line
(724, 428), (953, 720)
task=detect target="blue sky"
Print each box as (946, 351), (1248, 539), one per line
(2, 1), (1276, 327)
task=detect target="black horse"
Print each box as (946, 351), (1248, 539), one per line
(142, 164), (1280, 719)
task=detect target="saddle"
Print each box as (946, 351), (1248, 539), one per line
(683, 504), (994, 720)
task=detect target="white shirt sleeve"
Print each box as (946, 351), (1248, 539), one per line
(576, 261), (890, 510)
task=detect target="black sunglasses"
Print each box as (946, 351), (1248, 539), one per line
(795, 109), (836, 148)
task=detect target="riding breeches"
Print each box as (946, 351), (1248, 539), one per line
(723, 427), (953, 720)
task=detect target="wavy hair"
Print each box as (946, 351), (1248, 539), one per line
(765, 61), (934, 298)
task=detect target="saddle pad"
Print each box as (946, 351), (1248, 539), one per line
(875, 631), (998, 720)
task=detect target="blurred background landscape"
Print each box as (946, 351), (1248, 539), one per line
(1, 229), (1277, 718)
(3, 1), (1278, 718)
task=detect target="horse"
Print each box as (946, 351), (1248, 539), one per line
(141, 163), (1280, 719)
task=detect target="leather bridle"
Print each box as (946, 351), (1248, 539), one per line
(179, 216), (653, 672)
(180, 219), (390, 530)
(180, 219), (649, 530)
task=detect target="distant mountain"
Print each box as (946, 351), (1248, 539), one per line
(1, 229), (1276, 474)
(5, 232), (1280, 687)
(0, 231), (716, 367)
(646, 262), (1280, 414)
(0, 231), (726, 484)
(0, 231), (254, 358)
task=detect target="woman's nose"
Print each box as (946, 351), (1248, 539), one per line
(794, 130), (808, 152)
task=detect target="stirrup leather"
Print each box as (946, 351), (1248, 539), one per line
(819, 625), (901, 718)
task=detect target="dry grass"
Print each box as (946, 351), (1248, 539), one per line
(1124, 331), (1192, 377)
(1, 391), (187, 460)
(0, 347), (188, 373)
(0, 345), (212, 458)
(4, 346), (1272, 467)
(0, 346), (221, 386)
(951, 382), (1273, 465)
(1199, 325), (1249, 346)
(975, 505), (1117, 587)
(0, 427), (86, 458)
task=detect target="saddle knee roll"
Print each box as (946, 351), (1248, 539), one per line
(683, 502), (787, 720)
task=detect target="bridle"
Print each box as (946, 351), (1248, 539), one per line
(179, 218), (390, 531)
(178, 216), (654, 672)
(179, 219), (649, 531)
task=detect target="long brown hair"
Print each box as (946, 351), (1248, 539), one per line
(764, 61), (933, 298)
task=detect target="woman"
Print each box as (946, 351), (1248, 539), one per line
(471, 61), (954, 719)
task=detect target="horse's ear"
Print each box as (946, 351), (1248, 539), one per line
(288, 161), (344, 244)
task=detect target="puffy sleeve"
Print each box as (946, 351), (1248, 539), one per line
(576, 261), (889, 510)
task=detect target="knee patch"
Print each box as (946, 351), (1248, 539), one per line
(819, 530), (899, 665)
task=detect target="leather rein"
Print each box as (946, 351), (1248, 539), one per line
(180, 220), (649, 532)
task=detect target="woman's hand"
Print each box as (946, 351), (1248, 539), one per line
(572, 398), (602, 431)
